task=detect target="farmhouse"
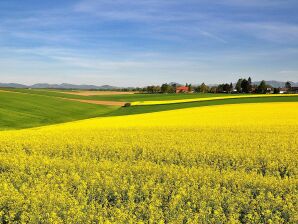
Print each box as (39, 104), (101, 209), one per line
(266, 87), (273, 94)
(279, 88), (288, 94)
(290, 87), (298, 93)
(176, 86), (189, 93)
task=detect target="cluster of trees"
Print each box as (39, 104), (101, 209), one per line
(285, 81), (292, 89)
(256, 80), (269, 94)
(143, 84), (175, 94)
(134, 82), (212, 94)
(123, 78), (294, 94)
(216, 83), (234, 93)
(133, 83), (193, 94)
(235, 77), (271, 94)
(194, 83), (209, 93)
(136, 77), (254, 94)
(235, 77), (253, 93)
(140, 78), (255, 94)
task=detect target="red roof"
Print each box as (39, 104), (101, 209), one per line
(176, 86), (189, 91)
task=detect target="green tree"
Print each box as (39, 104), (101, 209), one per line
(161, 83), (171, 93)
(199, 83), (208, 93)
(241, 79), (249, 93)
(229, 83), (233, 92)
(236, 79), (243, 93)
(217, 83), (231, 93)
(194, 85), (200, 93)
(248, 77), (252, 85)
(209, 86), (217, 93)
(285, 81), (292, 89)
(257, 80), (267, 94)
(146, 85), (160, 93)
(247, 77), (253, 92)
(153, 85), (161, 93)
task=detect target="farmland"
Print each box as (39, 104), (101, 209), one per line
(4, 88), (234, 102)
(1, 0), (298, 222)
(0, 102), (297, 223)
(0, 90), (117, 130)
(108, 94), (298, 116)
(130, 93), (298, 106)
(1, 88), (298, 129)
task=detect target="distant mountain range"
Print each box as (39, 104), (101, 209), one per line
(209, 80), (298, 88)
(0, 80), (297, 89)
(0, 83), (119, 90)
(251, 80), (298, 88)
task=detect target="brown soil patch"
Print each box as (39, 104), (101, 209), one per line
(60, 98), (125, 106)
(59, 91), (138, 96)
(0, 89), (13, 93)
(0, 89), (125, 106)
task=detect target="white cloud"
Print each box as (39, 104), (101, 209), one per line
(219, 0), (295, 7)
(238, 22), (298, 42)
(73, 0), (207, 23)
(0, 0), (298, 85)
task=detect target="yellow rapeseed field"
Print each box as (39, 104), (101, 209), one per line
(0, 102), (297, 223)
(130, 94), (298, 106)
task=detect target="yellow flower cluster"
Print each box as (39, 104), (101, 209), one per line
(131, 94), (298, 106)
(0, 102), (297, 223)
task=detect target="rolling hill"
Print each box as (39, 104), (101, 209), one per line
(0, 91), (118, 130)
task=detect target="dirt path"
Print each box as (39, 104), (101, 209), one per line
(0, 89), (126, 106)
(60, 98), (126, 106)
(0, 89), (13, 93)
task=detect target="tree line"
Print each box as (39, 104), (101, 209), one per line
(119, 78), (294, 94)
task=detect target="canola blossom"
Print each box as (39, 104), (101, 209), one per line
(130, 93), (298, 106)
(0, 102), (297, 223)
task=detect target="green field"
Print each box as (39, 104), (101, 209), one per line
(108, 95), (298, 116)
(0, 91), (117, 130)
(1, 88), (298, 130)
(5, 88), (234, 102)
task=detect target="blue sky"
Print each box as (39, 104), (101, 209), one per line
(0, 0), (298, 86)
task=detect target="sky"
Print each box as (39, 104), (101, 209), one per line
(0, 0), (298, 87)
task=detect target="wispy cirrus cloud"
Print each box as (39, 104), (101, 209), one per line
(232, 22), (298, 43)
(72, 0), (298, 45)
(218, 0), (295, 7)
(0, 0), (298, 85)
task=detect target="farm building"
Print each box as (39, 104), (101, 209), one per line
(290, 87), (298, 93)
(279, 88), (289, 94)
(266, 87), (274, 94)
(176, 86), (189, 93)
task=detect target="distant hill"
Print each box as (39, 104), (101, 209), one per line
(0, 83), (28, 88)
(0, 83), (119, 90)
(252, 80), (298, 88)
(169, 82), (182, 86)
(1, 80), (297, 89)
(209, 80), (298, 88)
